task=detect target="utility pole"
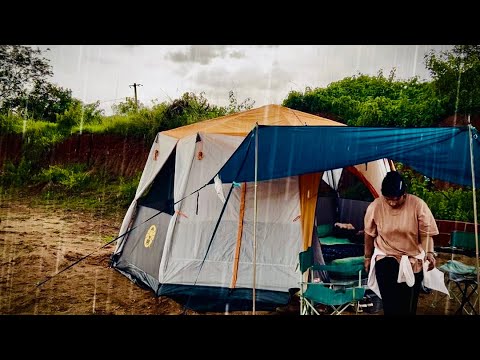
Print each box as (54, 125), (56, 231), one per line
(129, 83), (143, 111)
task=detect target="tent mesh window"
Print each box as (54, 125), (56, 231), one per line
(337, 169), (374, 202)
(137, 149), (176, 214)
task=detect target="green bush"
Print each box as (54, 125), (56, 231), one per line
(283, 73), (448, 127)
(35, 164), (91, 191)
(397, 163), (476, 222)
(0, 158), (33, 187)
(424, 188), (474, 222)
(0, 113), (22, 133)
(115, 172), (141, 206)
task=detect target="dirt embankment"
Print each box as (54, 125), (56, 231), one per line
(0, 134), (150, 177)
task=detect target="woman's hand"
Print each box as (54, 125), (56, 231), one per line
(364, 257), (371, 272)
(425, 252), (436, 271)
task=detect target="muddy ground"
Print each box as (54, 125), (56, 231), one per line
(0, 196), (477, 316)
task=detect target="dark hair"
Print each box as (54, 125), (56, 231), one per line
(381, 171), (407, 197)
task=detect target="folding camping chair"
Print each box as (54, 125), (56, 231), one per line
(298, 247), (366, 315)
(438, 231), (479, 315)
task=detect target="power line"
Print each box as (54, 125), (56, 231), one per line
(97, 97), (126, 104)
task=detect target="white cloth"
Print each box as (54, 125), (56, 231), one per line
(397, 254), (416, 286)
(367, 248), (449, 299)
(422, 262), (450, 295)
(367, 248), (385, 298)
(213, 175), (226, 204)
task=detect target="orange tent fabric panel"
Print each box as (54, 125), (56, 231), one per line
(162, 104), (344, 139)
(299, 172), (322, 250)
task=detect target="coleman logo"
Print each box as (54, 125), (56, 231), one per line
(144, 225), (156, 248)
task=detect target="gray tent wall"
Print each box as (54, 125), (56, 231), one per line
(155, 132), (304, 292)
(115, 132), (177, 254)
(113, 132), (177, 289)
(113, 132), (304, 296)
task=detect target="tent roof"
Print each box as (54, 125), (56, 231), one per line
(216, 125), (480, 188)
(161, 104), (344, 139)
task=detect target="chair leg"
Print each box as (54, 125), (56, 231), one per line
(458, 283), (478, 315)
(303, 300), (320, 315)
(355, 301), (363, 314)
(330, 303), (352, 315)
(302, 301), (312, 315)
(445, 279), (464, 312)
(447, 280), (479, 315)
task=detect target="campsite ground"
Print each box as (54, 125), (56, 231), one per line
(0, 195), (475, 316)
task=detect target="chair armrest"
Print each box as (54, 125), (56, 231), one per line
(435, 246), (476, 257)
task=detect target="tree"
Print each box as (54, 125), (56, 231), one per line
(425, 45), (480, 116)
(226, 90), (255, 113)
(155, 92), (227, 130)
(282, 73), (446, 127)
(13, 82), (75, 122)
(112, 97), (143, 115)
(0, 45), (53, 114)
(56, 100), (104, 130)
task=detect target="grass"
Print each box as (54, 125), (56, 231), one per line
(1, 183), (131, 221)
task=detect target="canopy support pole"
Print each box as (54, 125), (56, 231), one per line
(467, 121), (480, 315)
(252, 123), (259, 314)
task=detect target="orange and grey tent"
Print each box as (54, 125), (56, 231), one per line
(111, 105), (391, 311)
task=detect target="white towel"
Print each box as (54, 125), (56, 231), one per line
(423, 261), (449, 295)
(367, 248), (385, 298)
(368, 248), (449, 298)
(213, 175), (226, 204)
(397, 255), (416, 286)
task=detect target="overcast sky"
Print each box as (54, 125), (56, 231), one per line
(36, 45), (453, 115)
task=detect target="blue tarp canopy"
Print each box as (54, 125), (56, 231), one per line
(215, 125), (480, 187)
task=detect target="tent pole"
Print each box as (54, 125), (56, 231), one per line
(252, 123), (259, 314)
(467, 121), (480, 315)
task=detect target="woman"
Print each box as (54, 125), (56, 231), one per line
(363, 171), (438, 315)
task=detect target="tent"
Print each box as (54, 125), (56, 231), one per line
(111, 104), (391, 311)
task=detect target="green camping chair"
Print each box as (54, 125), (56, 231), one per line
(298, 247), (366, 315)
(438, 231), (479, 315)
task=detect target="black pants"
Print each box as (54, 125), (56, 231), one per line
(375, 257), (423, 315)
